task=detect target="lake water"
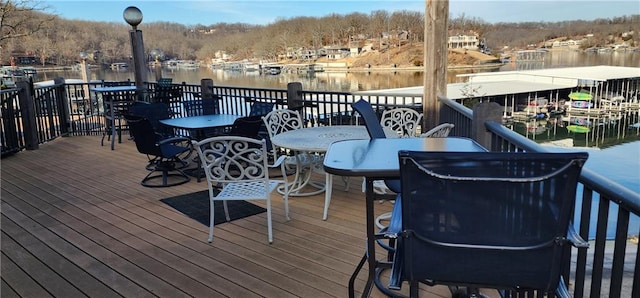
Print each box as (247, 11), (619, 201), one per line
(34, 50), (640, 237)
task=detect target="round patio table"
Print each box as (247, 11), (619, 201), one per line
(271, 125), (396, 219)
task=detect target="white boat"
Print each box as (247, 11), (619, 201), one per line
(1, 66), (26, 88)
(260, 64), (282, 75)
(110, 62), (129, 70)
(176, 60), (199, 69)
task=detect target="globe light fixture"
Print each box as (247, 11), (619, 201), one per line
(123, 6), (143, 29)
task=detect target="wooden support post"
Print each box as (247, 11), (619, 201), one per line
(200, 79), (214, 100)
(287, 82), (303, 112)
(53, 77), (71, 136)
(423, 0), (449, 129)
(16, 80), (39, 150)
(472, 102), (503, 149)
(129, 29), (147, 101)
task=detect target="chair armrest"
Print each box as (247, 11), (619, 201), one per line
(269, 155), (288, 168)
(566, 223), (589, 248)
(157, 136), (192, 146)
(384, 194), (403, 238)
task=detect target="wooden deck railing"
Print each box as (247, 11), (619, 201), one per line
(1, 78), (638, 297)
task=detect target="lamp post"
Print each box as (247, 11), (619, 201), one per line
(79, 52), (91, 100)
(150, 49), (162, 81)
(123, 6), (147, 100)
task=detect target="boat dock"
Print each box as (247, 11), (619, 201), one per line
(376, 65), (640, 121)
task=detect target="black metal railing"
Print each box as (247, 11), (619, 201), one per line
(1, 79), (638, 298)
(486, 121), (640, 298)
(1, 87), (24, 156)
(441, 98), (639, 297)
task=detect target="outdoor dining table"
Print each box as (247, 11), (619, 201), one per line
(159, 114), (240, 136)
(160, 114), (242, 181)
(323, 137), (486, 297)
(270, 125), (396, 220)
(91, 85), (138, 150)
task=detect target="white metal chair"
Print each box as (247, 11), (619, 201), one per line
(380, 107), (423, 138)
(262, 109), (341, 220)
(192, 136), (289, 243)
(420, 122), (455, 138)
(262, 109), (306, 163)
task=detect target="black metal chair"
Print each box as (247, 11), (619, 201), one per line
(224, 115), (265, 139)
(183, 97), (222, 138)
(383, 151), (589, 297)
(183, 97), (220, 116)
(125, 114), (192, 187)
(249, 101), (275, 117)
(151, 78), (181, 113)
(101, 81), (135, 148)
(128, 102), (192, 170)
(351, 98), (401, 194)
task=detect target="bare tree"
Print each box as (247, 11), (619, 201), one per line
(1, 0), (54, 63)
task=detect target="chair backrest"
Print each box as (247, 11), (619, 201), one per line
(351, 99), (385, 139)
(228, 115), (264, 139)
(193, 136), (270, 185)
(249, 101), (275, 117)
(157, 77), (173, 87)
(352, 99), (401, 192)
(262, 109), (304, 137)
(380, 107), (423, 137)
(183, 98), (220, 116)
(128, 102), (172, 135)
(395, 151), (588, 292)
(262, 109), (304, 160)
(153, 78), (181, 106)
(102, 81), (134, 102)
(124, 114), (162, 156)
(103, 81), (132, 87)
(420, 123), (455, 138)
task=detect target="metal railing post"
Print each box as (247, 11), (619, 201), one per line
(16, 81), (39, 150)
(53, 77), (71, 136)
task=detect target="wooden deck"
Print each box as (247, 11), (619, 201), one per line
(1, 135), (462, 297)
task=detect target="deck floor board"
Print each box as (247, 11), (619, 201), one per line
(1, 136), (455, 297)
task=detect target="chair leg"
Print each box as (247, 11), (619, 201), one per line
(342, 176), (350, 191)
(222, 200), (231, 222)
(323, 173), (333, 220)
(409, 281), (419, 297)
(280, 161), (291, 221)
(266, 198), (273, 244)
(208, 199), (215, 242)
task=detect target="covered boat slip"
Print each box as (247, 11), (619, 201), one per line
(384, 65), (639, 100)
(382, 66), (640, 119)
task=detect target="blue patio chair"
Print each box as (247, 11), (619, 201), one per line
(183, 97), (223, 137)
(383, 151), (589, 297)
(249, 101), (275, 117)
(128, 102), (192, 170)
(351, 99), (401, 194)
(124, 114), (192, 187)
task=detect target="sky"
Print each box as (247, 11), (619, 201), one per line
(41, 0), (639, 26)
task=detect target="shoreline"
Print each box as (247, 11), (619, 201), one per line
(317, 63), (505, 73)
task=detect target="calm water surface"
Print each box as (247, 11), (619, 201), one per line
(35, 51), (640, 236)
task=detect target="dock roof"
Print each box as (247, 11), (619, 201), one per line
(374, 66), (639, 100)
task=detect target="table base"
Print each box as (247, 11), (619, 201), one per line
(277, 152), (326, 197)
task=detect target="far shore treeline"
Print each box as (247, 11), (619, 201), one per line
(1, 1), (638, 67)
